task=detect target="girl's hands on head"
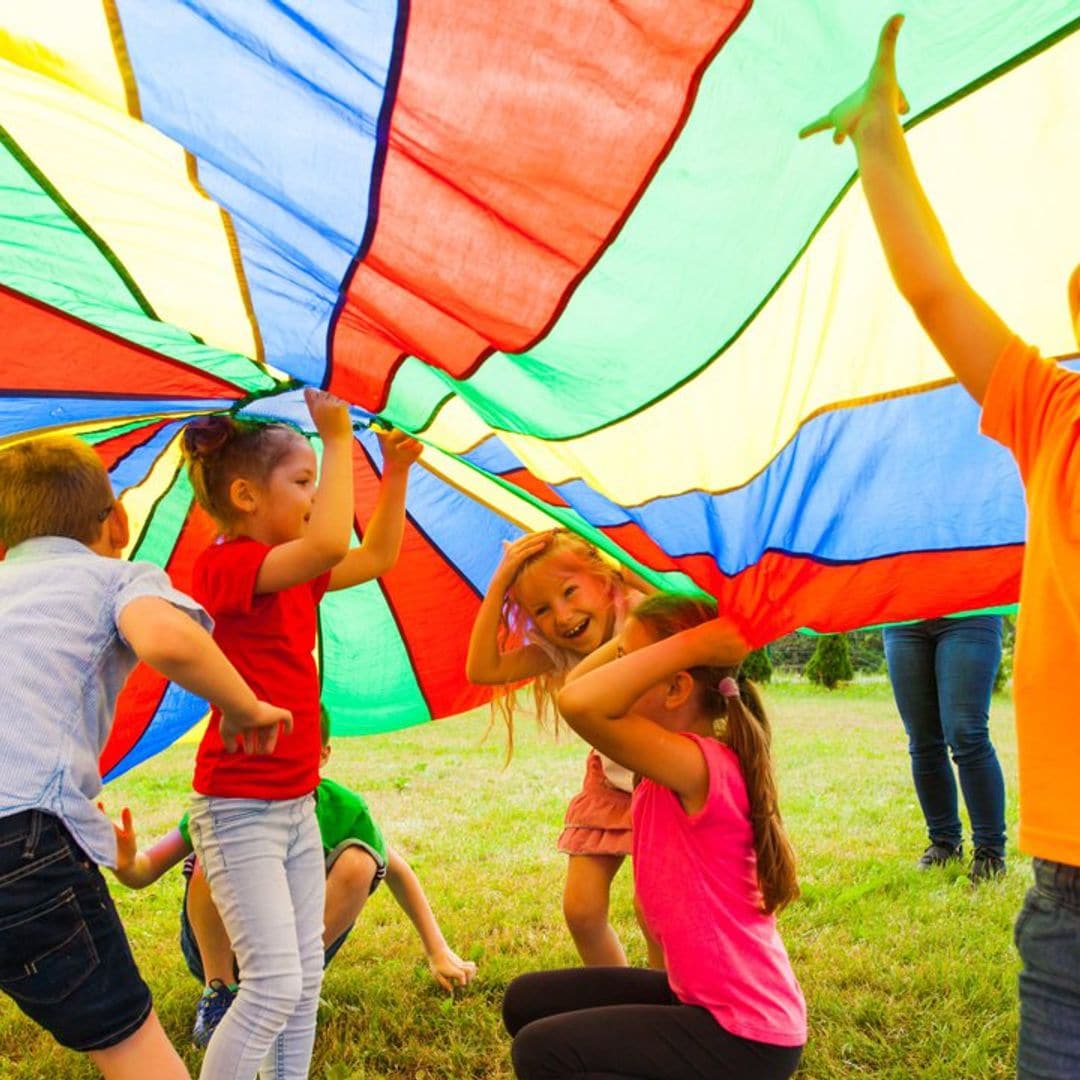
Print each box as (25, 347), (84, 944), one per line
(303, 387), (353, 443)
(376, 427), (423, 471)
(465, 529), (558, 684)
(693, 616), (751, 668)
(492, 531), (553, 591)
(799, 14), (908, 145)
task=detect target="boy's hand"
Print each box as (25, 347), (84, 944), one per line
(304, 387), (353, 443)
(492, 531), (553, 592)
(799, 14), (909, 144)
(427, 947), (478, 993)
(220, 700), (293, 754)
(99, 802), (137, 875)
(377, 427), (423, 471)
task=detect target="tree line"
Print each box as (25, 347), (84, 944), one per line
(742, 617), (1015, 691)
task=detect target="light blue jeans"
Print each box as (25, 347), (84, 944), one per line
(188, 795), (325, 1080)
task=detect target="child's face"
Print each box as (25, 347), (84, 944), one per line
(251, 439), (318, 545)
(514, 556), (616, 656)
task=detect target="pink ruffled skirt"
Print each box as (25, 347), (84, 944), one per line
(557, 750), (633, 857)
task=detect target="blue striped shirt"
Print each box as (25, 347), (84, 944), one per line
(0, 537), (210, 865)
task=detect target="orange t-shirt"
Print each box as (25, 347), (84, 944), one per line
(981, 337), (1080, 865)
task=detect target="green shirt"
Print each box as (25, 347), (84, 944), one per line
(179, 777), (387, 868)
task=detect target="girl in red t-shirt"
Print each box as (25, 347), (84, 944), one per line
(466, 528), (651, 968)
(179, 389), (419, 1080)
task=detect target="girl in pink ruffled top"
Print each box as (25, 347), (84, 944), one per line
(467, 528), (650, 967)
(503, 593), (806, 1080)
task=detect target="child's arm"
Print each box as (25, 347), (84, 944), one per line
(328, 428), (423, 591)
(558, 617), (749, 804)
(799, 15), (1013, 404)
(255, 388), (355, 594)
(118, 596), (292, 752)
(101, 805), (192, 889)
(465, 533), (558, 684)
(384, 847), (477, 992)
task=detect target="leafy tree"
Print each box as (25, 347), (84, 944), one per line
(804, 633), (854, 689)
(769, 632), (817, 671)
(741, 647), (773, 684)
(847, 628), (886, 674)
(992, 614), (1016, 694)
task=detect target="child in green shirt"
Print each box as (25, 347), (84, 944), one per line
(105, 710), (475, 1046)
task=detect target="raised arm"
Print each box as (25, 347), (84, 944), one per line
(558, 617), (749, 804)
(465, 532), (557, 685)
(799, 15), (1012, 403)
(118, 595), (292, 753)
(328, 428), (422, 591)
(255, 388), (356, 594)
(102, 806), (191, 890)
(385, 848), (477, 992)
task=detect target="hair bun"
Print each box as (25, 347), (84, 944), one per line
(182, 415), (235, 458)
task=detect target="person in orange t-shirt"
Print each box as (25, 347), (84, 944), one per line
(801, 16), (1080, 1078)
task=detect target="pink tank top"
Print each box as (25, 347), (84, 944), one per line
(632, 732), (807, 1047)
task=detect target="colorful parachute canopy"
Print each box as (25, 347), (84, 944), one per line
(1, 3), (1077, 779)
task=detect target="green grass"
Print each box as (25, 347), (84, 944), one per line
(0, 677), (1025, 1078)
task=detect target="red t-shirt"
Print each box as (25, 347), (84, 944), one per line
(192, 537), (330, 799)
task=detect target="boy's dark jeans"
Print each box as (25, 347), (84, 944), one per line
(1016, 858), (1080, 1079)
(0, 810), (151, 1051)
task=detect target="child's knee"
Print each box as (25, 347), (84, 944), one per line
(328, 845), (379, 893)
(511, 1016), (566, 1079)
(563, 889), (608, 933)
(241, 969), (306, 1019)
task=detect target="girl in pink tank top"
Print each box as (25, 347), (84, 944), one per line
(503, 593), (805, 1079)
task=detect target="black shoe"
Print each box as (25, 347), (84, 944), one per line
(969, 848), (1006, 883)
(917, 840), (963, 870)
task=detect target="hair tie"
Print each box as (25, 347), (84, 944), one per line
(717, 676), (740, 699)
(183, 415), (233, 458)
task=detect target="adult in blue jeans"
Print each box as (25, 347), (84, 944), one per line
(883, 615), (1007, 883)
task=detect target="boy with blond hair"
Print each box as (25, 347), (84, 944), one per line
(0, 435), (291, 1080)
(803, 17), (1080, 1076)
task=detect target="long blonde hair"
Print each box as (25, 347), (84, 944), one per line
(631, 593), (799, 915)
(492, 529), (628, 758)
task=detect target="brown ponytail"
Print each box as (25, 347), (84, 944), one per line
(631, 594), (799, 914)
(181, 414), (304, 528)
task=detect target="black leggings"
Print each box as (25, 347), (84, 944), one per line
(503, 967), (803, 1079)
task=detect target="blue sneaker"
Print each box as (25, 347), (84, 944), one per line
(192, 979), (237, 1048)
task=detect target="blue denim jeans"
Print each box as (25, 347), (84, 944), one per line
(188, 795), (325, 1080)
(0, 811), (151, 1051)
(883, 616), (1006, 855)
(1015, 859), (1080, 1078)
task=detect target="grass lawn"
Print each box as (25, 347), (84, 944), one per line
(0, 677), (1025, 1078)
